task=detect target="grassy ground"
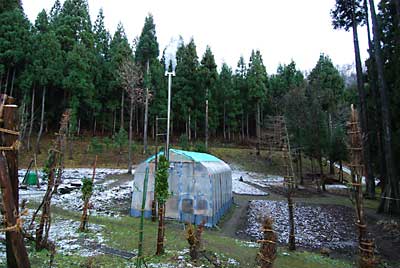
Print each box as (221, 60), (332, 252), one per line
(24, 204), (355, 268)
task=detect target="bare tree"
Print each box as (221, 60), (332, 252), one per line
(119, 59), (145, 174)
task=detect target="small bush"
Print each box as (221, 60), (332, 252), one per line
(112, 129), (128, 152)
(89, 137), (103, 154)
(194, 142), (207, 153)
(178, 134), (190, 151)
(81, 177), (93, 201)
(103, 137), (112, 149)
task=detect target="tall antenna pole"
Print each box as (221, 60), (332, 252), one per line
(165, 71), (175, 160)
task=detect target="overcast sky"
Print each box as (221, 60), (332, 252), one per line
(22, 0), (369, 74)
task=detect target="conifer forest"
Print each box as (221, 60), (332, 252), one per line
(0, 0), (400, 267)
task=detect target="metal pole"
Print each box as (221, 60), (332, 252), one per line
(165, 71), (174, 160)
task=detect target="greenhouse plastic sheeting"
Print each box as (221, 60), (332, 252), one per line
(130, 149), (232, 226)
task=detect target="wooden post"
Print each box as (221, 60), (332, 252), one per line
(0, 156), (31, 268)
(3, 104), (19, 210)
(348, 105), (377, 268)
(0, 99), (31, 268)
(257, 217), (277, 268)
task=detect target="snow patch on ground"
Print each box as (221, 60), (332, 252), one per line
(19, 168), (131, 217)
(234, 239), (259, 248)
(18, 209), (106, 257)
(53, 180), (132, 217)
(244, 200), (357, 250)
(231, 169), (280, 196)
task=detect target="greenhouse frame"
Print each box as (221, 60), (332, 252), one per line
(130, 149), (233, 226)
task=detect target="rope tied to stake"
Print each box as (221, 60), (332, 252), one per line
(257, 239), (276, 244)
(0, 140), (21, 151)
(0, 127), (19, 136)
(0, 209), (28, 233)
(257, 252), (274, 264)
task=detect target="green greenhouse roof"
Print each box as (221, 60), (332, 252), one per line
(145, 149), (224, 163)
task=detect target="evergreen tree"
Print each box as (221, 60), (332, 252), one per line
(199, 46), (218, 150)
(135, 14), (159, 66)
(331, 0), (376, 198)
(32, 10), (62, 154)
(0, 7), (31, 96)
(247, 50), (268, 155)
(308, 54), (344, 180)
(269, 61), (304, 115)
(173, 38), (200, 140)
(93, 8), (112, 133)
(234, 56), (249, 140)
(218, 63), (239, 140)
(0, 0), (21, 13)
(109, 22), (133, 131)
(135, 14), (160, 153)
(374, 0), (400, 213)
(49, 0), (62, 23)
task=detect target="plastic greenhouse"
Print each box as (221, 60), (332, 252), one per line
(130, 149), (232, 226)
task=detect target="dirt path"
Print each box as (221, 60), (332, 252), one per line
(219, 194), (270, 238)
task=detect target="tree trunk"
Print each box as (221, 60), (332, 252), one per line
(77, 118), (80, 136)
(156, 202), (165, 255)
(27, 85), (35, 151)
(1, 102), (30, 268)
(93, 116), (96, 136)
(35, 86), (46, 155)
(288, 191), (296, 250)
(339, 160), (344, 183)
(0, 72), (3, 93)
(136, 104), (139, 135)
(120, 89), (124, 130)
(143, 60), (150, 154)
(246, 113), (249, 140)
(4, 68), (9, 95)
(80, 156), (97, 232)
(319, 155), (326, 191)
(368, 0), (400, 213)
(241, 114), (245, 141)
(299, 150), (304, 185)
(364, 0), (386, 191)
(256, 101), (261, 155)
(68, 121), (73, 160)
(113, 109), (116, 136)
(194, 120), (197, 140)
(352, 3), (375, 199)
(9, 68), (16, 97)
(223, 102), (226, 141)
(188, 111), (191, 141)
(0, 155), (31, 268)
(128, 97), (134, 174)
(205, 99), (209, 151)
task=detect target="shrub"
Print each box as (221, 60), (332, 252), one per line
(178, 134), (189, 151)
(89, 137), (103, 154)
(194, 142), (207, 153)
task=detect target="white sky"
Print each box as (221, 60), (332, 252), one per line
(22, 0), (369, 74)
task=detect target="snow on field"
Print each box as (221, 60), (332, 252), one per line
(0, 210), (106, 261)
(244, 200), (357, 250)
(42, 218), (105, 256)
(148, 249), (240, 268)
(234, 239), (258, 248)
(18, 168), (127, 182)
(54, 180), (132, 217)
(231, 168), (284, 196)
(325, 184), (348, 190)
(18, 168), (132, 217)
(333, 163), (381, 186)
